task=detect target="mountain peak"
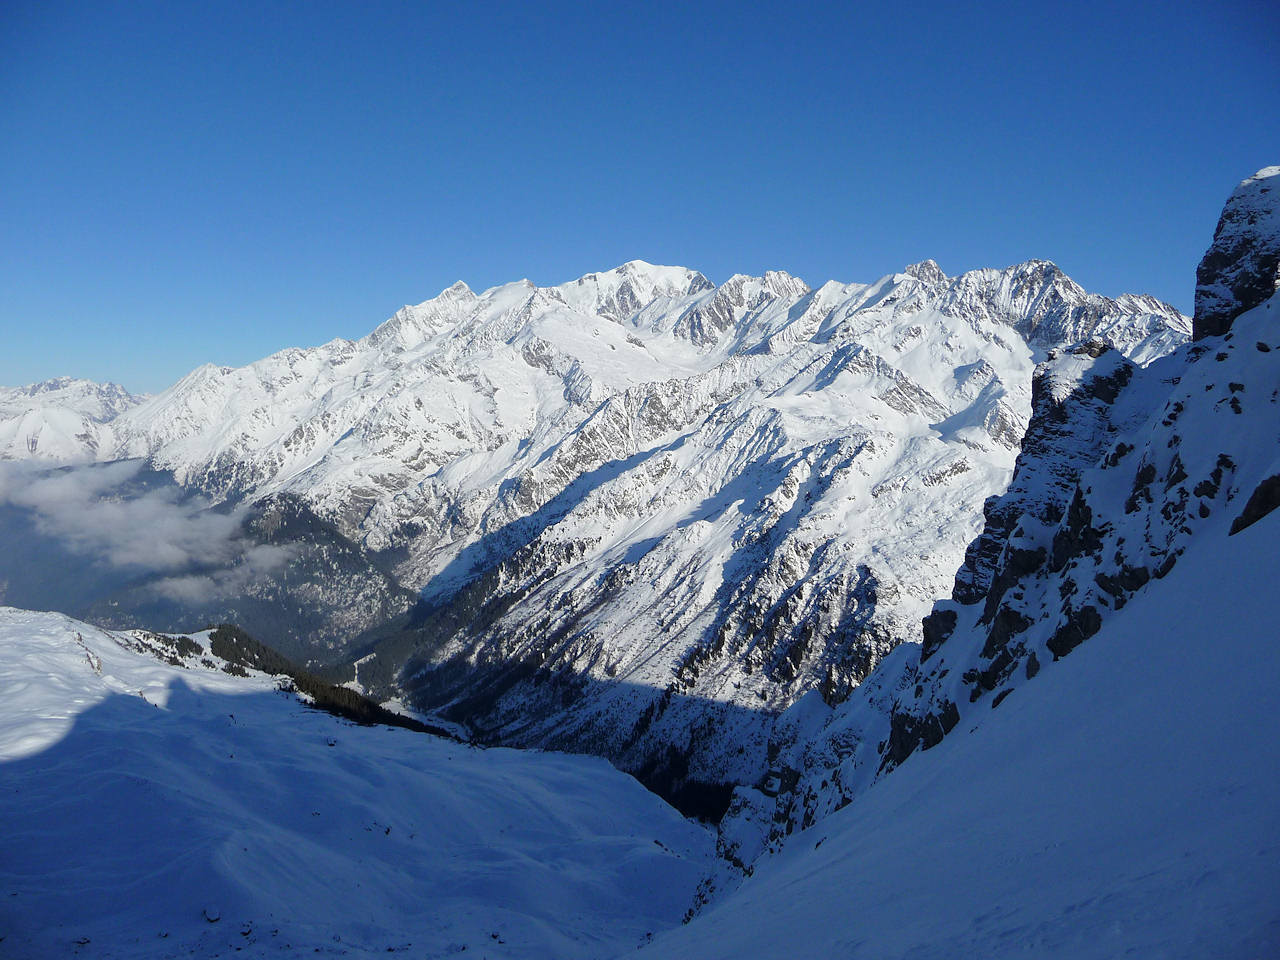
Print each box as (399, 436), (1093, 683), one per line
(551, 261), (713, 320)
(1007, 257), (1066, 278)
(903, 259), (947, 284)
(1193, 165), (1280, 339)
(760, 269), (809, 298)
(442, 279), (475, 299)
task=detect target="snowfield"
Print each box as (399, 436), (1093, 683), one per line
(3, 512), (1275, 959)
(0, 610), (713, 959)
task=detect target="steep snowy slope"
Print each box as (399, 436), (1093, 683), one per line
(0, 608), (713, 959)
(637, 511), (1280, 959)
(0, 378), (143, 460)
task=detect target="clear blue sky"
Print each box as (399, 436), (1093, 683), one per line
(2, 0), (1277, 392)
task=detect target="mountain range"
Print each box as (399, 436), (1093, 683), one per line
(0, 253), (1191, 812)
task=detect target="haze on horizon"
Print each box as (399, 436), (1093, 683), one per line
(1, 0), (1277, 393)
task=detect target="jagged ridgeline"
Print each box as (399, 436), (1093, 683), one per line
(1, 254), (1191, 816)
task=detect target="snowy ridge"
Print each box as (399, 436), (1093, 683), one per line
(0, 607), (712, 959)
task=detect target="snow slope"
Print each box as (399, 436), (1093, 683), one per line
(0, 609), (712, 959)
(637, 505), (1280, 959)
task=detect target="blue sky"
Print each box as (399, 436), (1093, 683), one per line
(2, 0), (1277, 393)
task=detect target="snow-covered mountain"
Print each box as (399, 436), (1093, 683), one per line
(0, 257), (1190, 811)
(2, 167), (1274, 958)
(328, 258), (1186, 808)
(0, 377), (143, 460)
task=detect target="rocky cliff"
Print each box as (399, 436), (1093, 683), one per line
(1194, 166), (1280, 339)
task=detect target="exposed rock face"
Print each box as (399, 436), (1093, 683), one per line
(944, 342), (1135, 610)
(1229, 472), (1280, 535)
(1194, 166), (1280, 339)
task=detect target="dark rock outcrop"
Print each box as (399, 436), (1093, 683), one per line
(1194, 166), (1280, 340)
(1229, 474), (1280, 536)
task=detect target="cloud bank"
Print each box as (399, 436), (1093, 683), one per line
(0, 460), (291, 603)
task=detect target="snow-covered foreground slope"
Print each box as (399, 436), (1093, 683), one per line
(639, 513), (1280, 959)
(0, 609), (712, 959)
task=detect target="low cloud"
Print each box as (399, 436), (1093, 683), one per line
(0, 460), (293, 603)
(150, 543), (294, 604)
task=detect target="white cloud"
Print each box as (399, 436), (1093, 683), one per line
(0, 461), (295, 602)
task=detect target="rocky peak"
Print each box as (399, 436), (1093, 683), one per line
(760, 269), (810, 299)
(669, 270), (811, 347)
(440, 279), (476, 301)
(1194, 165), (1280, 340)
(553, 260), (713, 322)
(903, 258), (947, 285)
(367, 280), (480, 351)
